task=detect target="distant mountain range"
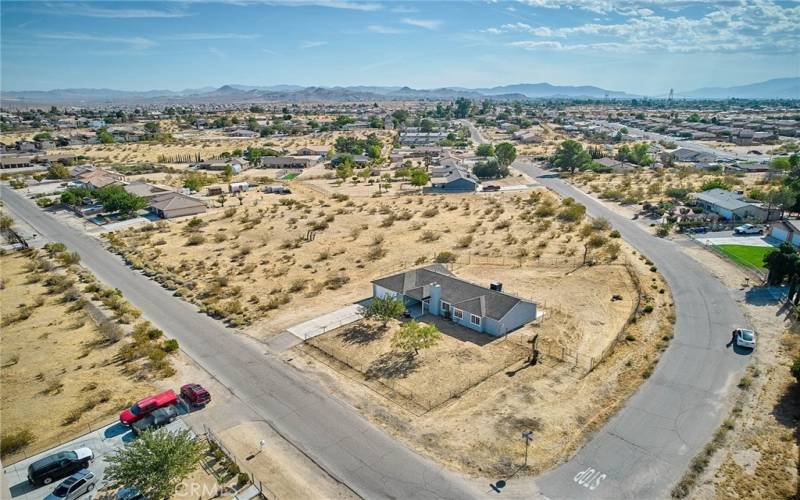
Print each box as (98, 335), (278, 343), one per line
(1, 78), (796, 106)
(676, 77), (799, 99)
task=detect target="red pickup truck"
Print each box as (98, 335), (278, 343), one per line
(119, 390), (179, 426)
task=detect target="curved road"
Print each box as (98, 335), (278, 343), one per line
(512, 161), (749, 499)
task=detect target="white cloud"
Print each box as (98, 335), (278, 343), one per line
(401, 18), (443, 30)
(367, 25), (405, 34)
(209, 47), (227, 58)
(38, 33), (157, 50)
(493, 0), (800, 54)
(390, 5), (418, 13)
(42, 2), (191, 18)
(299, 40), (328, 49)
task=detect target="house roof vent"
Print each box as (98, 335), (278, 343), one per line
(490, 281), (503, 292)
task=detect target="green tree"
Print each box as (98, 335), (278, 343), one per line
(494, 142), (517, 167)
(629, 143), (652, 166)
(222, 164), (234, 182)
(687, 112), (701, 123)
(183, 171), (213, 192)
(97, 129), (114, 144)
(47, 163), (70, 179)
(476, 143), (494, 157)
(104, 428), (203, 500)
(95, 185), (148, 216)
(144, 121), (161, 134)
(472, 158), (509, 178)
(361, 296), (405, 327)
(334, 115), (355, 129)
(764, 187), (796, 220)
(391, 109), (409, 127)
(419, 118), (436, 132)
(367, 144), (381, 160)
(454, 97), (472, 118)
(392, 320), (442, 356)
(765, 243), (798, 286)
(770, 156), (791, 173)
(552, 140), (591, 174)
(699, 178), (731, 192)
(33, 132), (53, 141)
(336, 161), (353, 183)
(410, 169), (430, 191)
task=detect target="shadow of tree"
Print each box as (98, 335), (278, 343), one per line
(337, 323), (384, 346)
(365, 351), (419, 380)
(772, 378), (799, 440)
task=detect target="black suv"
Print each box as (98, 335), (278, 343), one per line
(131, 405), (178, 435)
(27, 448), (94, 486)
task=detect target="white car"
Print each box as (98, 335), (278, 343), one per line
(735, 328), (756, 349)
(734, 224), (763, 235)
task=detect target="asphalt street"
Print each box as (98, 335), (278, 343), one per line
(509, 161), (750, 499)
(0, 186), (483, 500)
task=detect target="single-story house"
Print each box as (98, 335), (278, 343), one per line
(228, 129), (259, 138)
(148, 192), (207, 219)
(429, 160), (480, 192)
(260, 155), (318, 169)
(693, 188), (777, 222)
(672, 148), (717, 164)
(513, 130), (543, 144)
(295, 145), (329, 158)
(123, 181), (170, 199)
(193, 158), (247, 173)
(371, 264), (537, 337)
(594, 157), (637, 172)
(768, 219), (800, 247)
(0, 155), (33, 169)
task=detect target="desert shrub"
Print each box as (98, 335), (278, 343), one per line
(557, 203), (586, 222)
(422, 207), (439, 217)
(0, 429), (35, 458)
(434, 251), (457, 263)
(737, 376), (752, 389)
(324, 275), (350, 290)
(163, 339), (179, 353)
(419, 230), (439, 242)
(187, 234), (206, 246)
(56, 251), (81, 266)
(288, 279), (306, 293)
(587, 234), (607, 248)
(609, 230), (621, 238)
(456, 235), (473, 248)
(44, 242), (67, 256)
(367, 245), (387, 261)
(100, 320), (124, 344)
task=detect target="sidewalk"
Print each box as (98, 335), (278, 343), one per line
(286, 303), (365, 340)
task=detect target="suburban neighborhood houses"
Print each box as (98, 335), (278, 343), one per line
(1, 1), (799, 500)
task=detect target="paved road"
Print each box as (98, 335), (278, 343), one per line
(0, 186), (483, 500)
(508, 162), (750, 499)
(462, 120), (488, 145)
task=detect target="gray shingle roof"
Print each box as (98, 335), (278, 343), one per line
(372, 265), (532, 321)
(695, 188), (754, 211)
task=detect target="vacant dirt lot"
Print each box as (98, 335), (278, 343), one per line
(105, 182), (634, 339)
(0, 252), (163, 462)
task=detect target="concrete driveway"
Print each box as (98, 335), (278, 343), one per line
(696, 231), (779, 247)
(286, 302), (366, 340)
(3, 419), (189, 500)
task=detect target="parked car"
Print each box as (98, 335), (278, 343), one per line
(180, 383), (211, 407)
(115, 487), (144, 500)
(734, 224), (763, 235)
(483, 185), (501, 192)
(27, 448), (94, 486)
(120, 390), (178, 426)
(131, 405), (179, 435)
(735, 328), (756, 349)
(45, 469), (97, 500)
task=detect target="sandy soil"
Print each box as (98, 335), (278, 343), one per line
(288, 234), (671, 477)
(216, 421), (357, 500)
(0, 252), (160, 462)
(105, 182), (634, 339)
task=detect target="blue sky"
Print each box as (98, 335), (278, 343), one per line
(1, 1), (798, 95)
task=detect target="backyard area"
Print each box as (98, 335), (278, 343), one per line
(714, 244), (774, 269)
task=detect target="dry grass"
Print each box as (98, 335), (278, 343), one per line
(0, 251), (171, 463)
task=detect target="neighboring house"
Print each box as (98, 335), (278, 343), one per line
(331, 154), (370, 166)
(513, 130), (543, 144)
(148, 192), (207, 219)
(228, 129), (259, 138)
(0, 155), (34, 169)
(295, 145), (329, 158)
(768, 219), (800, 247)
(123, 181), (170, 199)
(371, 264), (538, 337)
(429, 160), (481, 192)
(193, 158), (247, 173)
(399, 131), (449, 146)
(594, 157), (637, 172)
(260, 155), (318, 168)
(693, 188), (776, 222)
(672, 148), (717, 164)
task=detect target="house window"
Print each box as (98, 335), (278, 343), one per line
(470, 314), (481, 326)
(453, 308), (463, 320)
(441, 301), (450, 313)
